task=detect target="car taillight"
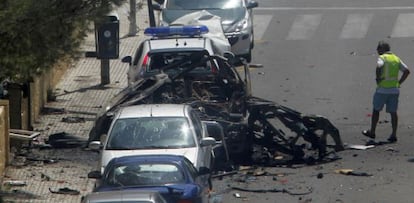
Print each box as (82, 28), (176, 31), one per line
(141, 54), (149, 71)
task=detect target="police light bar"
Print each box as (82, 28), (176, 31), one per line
(144, 25), (209, 37)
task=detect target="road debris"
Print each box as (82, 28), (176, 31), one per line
(316, 173), (324, 179)
(3, 180), (27, 186)
(41, 107), (66, 114)
(46, 132), (87, 148)
(385, 147), (399, 153)
(345, 144), (375, 150)
(334, 169), (372, 177)
(61, 116), (85, 123)
(0, 189), (40, 199)
(49, 187), (80, 195)
(231, 186), (313, 196)
(41, 173), (52, 181)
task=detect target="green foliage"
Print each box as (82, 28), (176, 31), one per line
(0, 0), (125, 82)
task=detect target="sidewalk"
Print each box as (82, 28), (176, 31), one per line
(2, 2), (149, 202)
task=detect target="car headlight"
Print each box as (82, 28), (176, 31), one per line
(227, 13), (250, 33)
(235, 19), (248, 32)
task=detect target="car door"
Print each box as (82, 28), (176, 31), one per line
(183, 158), (210, 203)
(127, 41), (146, 85)
(189, 111), (212, 169)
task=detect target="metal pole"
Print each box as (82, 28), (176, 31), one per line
(147, 0), (156, 27)
(100, 59), (110, 85)
(128, 0), (138, 36)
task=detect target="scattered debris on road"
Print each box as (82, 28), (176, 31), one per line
(61, 116), (85, 123)
(49, 187), (80, 195)
(46, 132), (87, 148)
(334, 169), (372, 177)
(231, 185), (313, 196)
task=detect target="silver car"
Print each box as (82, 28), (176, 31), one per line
(89, 104), (217, 173)
(154, 0), (259, 62)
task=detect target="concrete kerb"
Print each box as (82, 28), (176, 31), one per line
(2, 2), (149, 203)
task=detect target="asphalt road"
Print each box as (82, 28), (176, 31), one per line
(211, 0), (414, 202)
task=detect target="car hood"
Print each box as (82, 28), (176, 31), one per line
(102, 148), (198, 169)
(162, 8), (246, 31)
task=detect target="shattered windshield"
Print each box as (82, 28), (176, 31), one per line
(166, 0), (242, 10)
(106, 117), (196, 150)
(146, 51), (215, 77)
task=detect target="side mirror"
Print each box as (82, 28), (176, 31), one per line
(100, 133), (108, 144)
(89, 141), (103, 151)
(247, 0), (259, 9)
(121, 56), (132, 65)
(153, 4), (162, 11)
(200, 137), (216, 146)
(88, 170), (102, 179)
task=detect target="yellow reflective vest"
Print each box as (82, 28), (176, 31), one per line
(378, 53), (400, 88)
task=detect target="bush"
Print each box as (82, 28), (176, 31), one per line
(0, 0), (125, 83)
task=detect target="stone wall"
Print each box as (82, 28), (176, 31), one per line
(0, 100), (10, 179)
(1, 58), (69, 179)
(30, 58), (71, 126)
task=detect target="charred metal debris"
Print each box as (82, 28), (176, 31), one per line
(88, 53), (345, 167)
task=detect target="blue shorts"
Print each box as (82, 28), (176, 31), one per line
(373, 92), (399, 113)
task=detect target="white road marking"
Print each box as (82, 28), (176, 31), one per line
(286, 14), (321, 40)
(253, 15), (273, 40)
(391, 13), (414, 37)
(340, 14), (373, 39)
(256, 7), (414, 11)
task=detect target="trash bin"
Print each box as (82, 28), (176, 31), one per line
(95, 15), (120, 59)
(7, 83), (30, 130)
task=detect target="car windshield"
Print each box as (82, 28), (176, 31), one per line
(107, 163), (185, 186)
(106, 117), (196, 150)
(166, 0), (242, 10)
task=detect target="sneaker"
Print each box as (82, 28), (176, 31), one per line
(362, 130), (376, 139)
(387, 136), (397, 143)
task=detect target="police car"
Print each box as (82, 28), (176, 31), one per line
(122, 25), (231, 87)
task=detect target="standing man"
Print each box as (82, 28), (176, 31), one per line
(362, 40), (410, 142)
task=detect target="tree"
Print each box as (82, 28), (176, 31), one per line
(0, 0), (125, 82)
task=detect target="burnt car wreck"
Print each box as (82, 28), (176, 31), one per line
(88, 51), (344, 168)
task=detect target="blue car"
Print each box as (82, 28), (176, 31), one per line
(90, 154), (211, 203)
